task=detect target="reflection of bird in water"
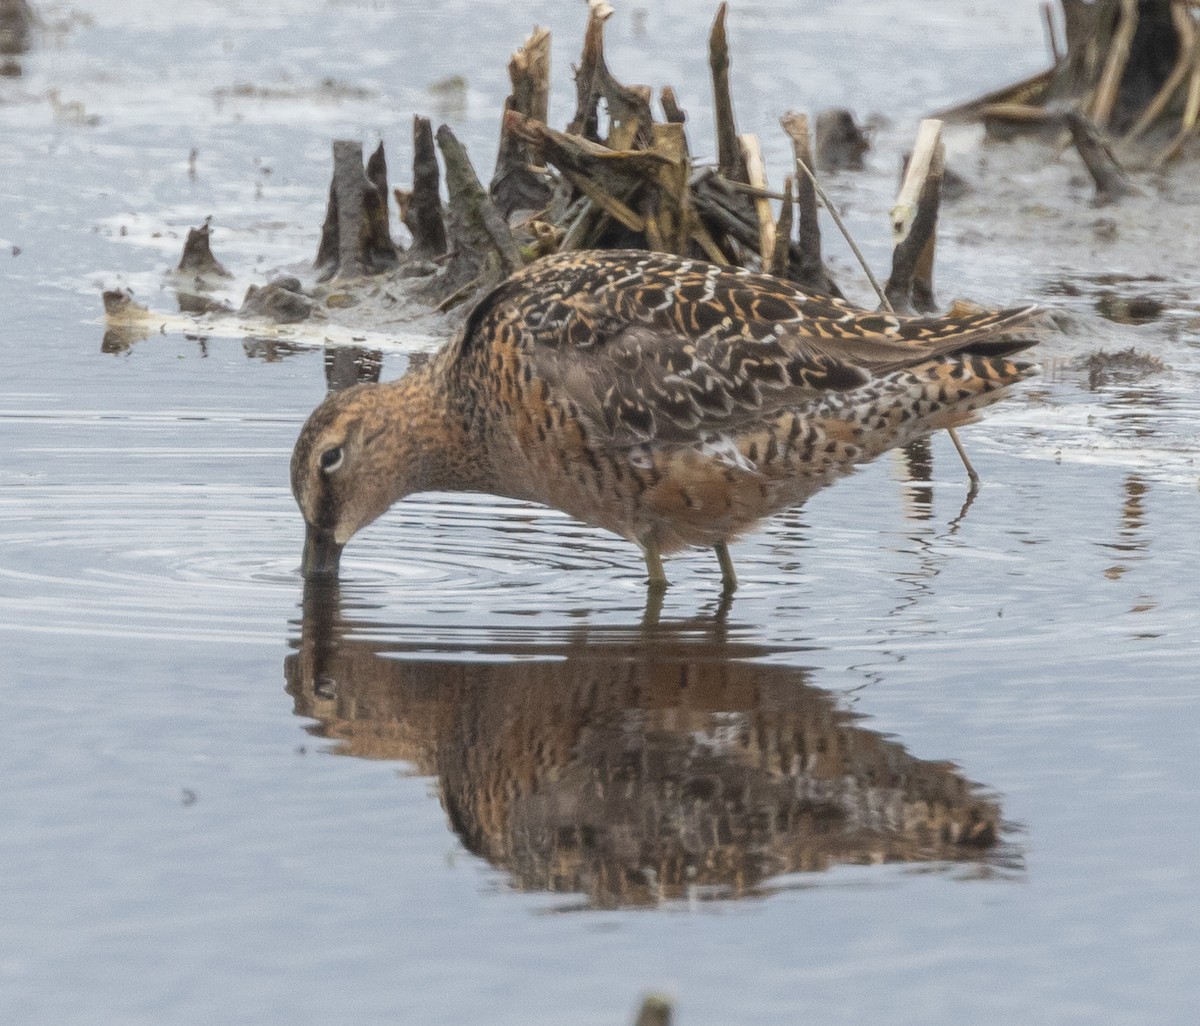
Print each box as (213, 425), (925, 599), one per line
(292, 250), (1039, 590)
(286, 583), (1017, 909)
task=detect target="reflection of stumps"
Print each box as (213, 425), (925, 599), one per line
(324, 346), (383, 393)
(886, 118), (944, 315)
(314, 140), (399, 282)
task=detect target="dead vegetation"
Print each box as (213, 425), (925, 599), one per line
(937, 0), (1200, 198)
(310, 0), (948, 324)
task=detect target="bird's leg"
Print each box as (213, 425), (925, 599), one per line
(946, 427), (981, 487)
(642, 542), (669, 592)
(714, 541), (738, 594)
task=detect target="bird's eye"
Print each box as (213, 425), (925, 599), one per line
(319, 446), (344, 474)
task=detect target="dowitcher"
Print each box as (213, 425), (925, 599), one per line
(292, 249), (1039, 591)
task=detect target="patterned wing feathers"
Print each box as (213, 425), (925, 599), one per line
(461, 250), (1040, 450)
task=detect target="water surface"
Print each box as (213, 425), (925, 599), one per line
(2, 2), (1199, 1024)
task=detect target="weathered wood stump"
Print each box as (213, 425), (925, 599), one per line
(397, 116), (447, 260)
(314, 140), (399, 281)
(176, 218), (231, 279)
(886, 119), (944, 314)
(491, 27), (554, 219)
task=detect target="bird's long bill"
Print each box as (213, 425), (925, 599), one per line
(301, 523), (344, 579)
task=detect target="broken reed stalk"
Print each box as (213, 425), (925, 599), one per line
(1090, 0), (1139, 127)
(660, 86), (687, 125)
(780, 110), (842, 297)
(403, 115), (448, 258)
(887, 118), (979, 484)
(788, 155), (889, 307)
(570, 0), (655, 151)
(709, 2), (747, 182)
(738, 133), (776, 271)
(770, 176), (794, 278)
(886, 118), (944, 313)
(1042, 1), (1063, 62)
(491, 27), (554, 218)
(647, 121), (690, 252)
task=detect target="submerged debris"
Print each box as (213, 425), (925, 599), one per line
(1094, 292), (1168, 324)
(815, 107), (871, 171)
(1080, 346), (1167, 388)
(632, 996), (673, 1026)
(239, 277), (315, 324)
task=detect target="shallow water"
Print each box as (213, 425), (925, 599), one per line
(3, 1), (1200, 1024)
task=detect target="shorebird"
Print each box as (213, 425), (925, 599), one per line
(292, 249), (1039, 591)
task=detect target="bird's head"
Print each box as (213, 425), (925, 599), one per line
(290, 382), (422, 579)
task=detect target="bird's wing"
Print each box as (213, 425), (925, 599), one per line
(460, 250), (1039, 447)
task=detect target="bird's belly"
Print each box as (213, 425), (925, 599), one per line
(540, 446), (819, 553)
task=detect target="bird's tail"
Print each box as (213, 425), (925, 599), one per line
(817, 353), (1040, 462)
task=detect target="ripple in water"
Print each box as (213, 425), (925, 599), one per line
(0, 477), (666, 643)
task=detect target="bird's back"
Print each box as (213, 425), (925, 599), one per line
(445, 250), (1039, 551)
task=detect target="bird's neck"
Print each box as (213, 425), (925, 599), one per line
(381, 357), (493, 495)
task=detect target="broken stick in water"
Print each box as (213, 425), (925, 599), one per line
(886, 117), (944, 314)
(709, 3), (747, 183)
(490, 27), (553, 219)
(770, 176), (794, 278)
(738, 133), (776, 271)
(1065, 111), (1141, 202)
(886, 118), (979, 485)
(780, 110), (842, 297)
